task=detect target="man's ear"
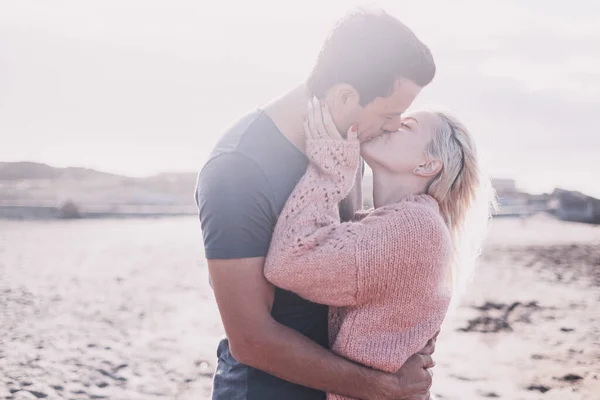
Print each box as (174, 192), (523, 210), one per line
(413, 159), (443, 177)
(325, 84), (361, 134)
(327, 84), (360, 111)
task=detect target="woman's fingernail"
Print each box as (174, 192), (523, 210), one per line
(351, 123), (358, 132)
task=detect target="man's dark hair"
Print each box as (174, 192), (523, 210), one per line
(306, 9), (436, 106)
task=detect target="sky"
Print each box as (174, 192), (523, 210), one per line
(1, 0), (599, 196)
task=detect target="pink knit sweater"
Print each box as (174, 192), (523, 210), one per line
(264, 139), (453, 400)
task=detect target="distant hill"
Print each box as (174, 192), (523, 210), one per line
(0, 162), (121, 181)
(0, 162), (198, 215)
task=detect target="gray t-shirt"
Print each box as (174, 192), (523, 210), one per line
(196, 110), (330, 399)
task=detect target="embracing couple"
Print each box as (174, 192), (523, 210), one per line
(196, 9), (493, 400)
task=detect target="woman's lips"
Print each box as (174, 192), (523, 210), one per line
(359, 132), (382, 143)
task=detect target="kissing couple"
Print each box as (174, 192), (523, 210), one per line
(196, 8), (494, 400)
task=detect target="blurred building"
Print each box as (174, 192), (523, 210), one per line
(550, 189), (600, 224)
(492, 178), (550, 217)
(492, 178), (517, 195)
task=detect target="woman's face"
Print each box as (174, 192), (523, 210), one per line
(360, 110), (438, 174)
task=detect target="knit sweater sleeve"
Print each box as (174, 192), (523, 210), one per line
(264, 138), (364, 307)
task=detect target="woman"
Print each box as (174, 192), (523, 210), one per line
(264, 98), (494, 400)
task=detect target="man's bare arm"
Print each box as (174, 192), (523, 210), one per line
(209, 257), (433, 400)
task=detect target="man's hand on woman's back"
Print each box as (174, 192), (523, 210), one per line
(389, 352), (434, 400)
(374, 334), (438, 400)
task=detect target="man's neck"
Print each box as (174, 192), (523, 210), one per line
(264, 84), (311, 153)
(372, 171), (426, 208)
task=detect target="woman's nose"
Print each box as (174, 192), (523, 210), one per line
(382, 116), (403, 132)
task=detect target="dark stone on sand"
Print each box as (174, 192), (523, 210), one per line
(97, 369), (113, 378)
(96, 369), (127, 382)
(460, 300), (545, 333)
(531, 354), (545, 360)
(561, 374), (583, 382)
(482, 392), (500, 398)
(113, 363), (128, 372)
(19, 383), (32, 387)
(9, 389), (19, 394)
(458, 316), (512, 333)
(475, 302), (506, 311)
(527, 385), (551, 393)
(96, 382), (109, 389)
(449, 374), (478, 382)
(58, 201), (82, 219)
(560, 327), (575, 332)
(26, 391), (47, 399)
(50, 386), (63, 391)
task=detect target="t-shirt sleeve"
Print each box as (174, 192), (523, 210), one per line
(195, 152), (275, 260)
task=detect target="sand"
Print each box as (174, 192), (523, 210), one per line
(432, 215), (600, 400)
(1, 215), (599, 399)
(0, 217), (220, 400)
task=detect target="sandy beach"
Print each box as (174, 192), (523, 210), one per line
(1, 215), (599, 399)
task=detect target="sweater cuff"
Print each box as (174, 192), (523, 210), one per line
(305, 139), (360, 175)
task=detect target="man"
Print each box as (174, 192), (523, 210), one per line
(196, 9), (437, 400)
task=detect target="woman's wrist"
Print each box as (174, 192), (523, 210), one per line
(305, 139), (360, 174)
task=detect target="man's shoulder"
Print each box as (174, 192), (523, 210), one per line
(197, 109), (273, 188)
(200, 109), (292, 178)
(199, 109), (307, 199)
(208, 110), (265, 160)
(196, 151), (269, 204)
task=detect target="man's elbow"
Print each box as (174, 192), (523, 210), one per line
(263, 262), (294, 291)
(228, 329), (268, 366)
(263, 268), (283, 290)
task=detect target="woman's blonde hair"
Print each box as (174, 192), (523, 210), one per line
(425, 110), (497, 303)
